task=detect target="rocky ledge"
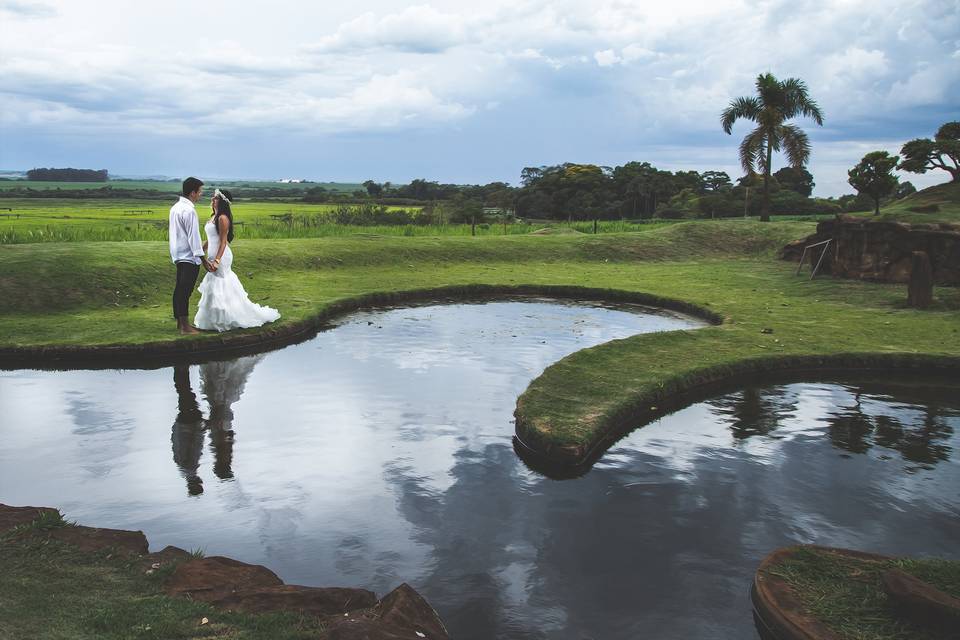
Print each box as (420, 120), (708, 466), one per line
(781, 215), (960, 285)
(0, 503), (449, 639)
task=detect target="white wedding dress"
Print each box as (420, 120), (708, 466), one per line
(194, 219), (280, 331)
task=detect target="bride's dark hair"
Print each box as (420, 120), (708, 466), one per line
(214, 189), (235, 243)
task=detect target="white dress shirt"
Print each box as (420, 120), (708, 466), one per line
(169, 196), (205, 265)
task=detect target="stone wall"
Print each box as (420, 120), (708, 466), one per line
(781, 215), (960, 285)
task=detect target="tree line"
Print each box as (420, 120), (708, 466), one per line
(26, 168), (109, 182)
(848, 122), (959, 215)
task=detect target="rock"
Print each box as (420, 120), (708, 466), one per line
(326, 619), (416, 640)
(48, 525), (149, 556)
(0, 504), (59, 533)
(882, 568), (960, 629)
(217, 584), (377, 616)
(141, 545), (192, 571)
(165, 556), (283, 602)
(781, 216), (960, 285)
(377, 583), (449, 639)
(907, 251), (934, 308)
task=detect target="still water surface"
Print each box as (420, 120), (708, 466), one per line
(1, 299), (958, 639)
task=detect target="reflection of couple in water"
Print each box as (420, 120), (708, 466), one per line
(171, 354), (263, 495)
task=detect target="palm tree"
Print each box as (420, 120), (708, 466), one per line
(721, 73), (824, 221)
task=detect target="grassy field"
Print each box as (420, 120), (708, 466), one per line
(0, 198), (675, 243)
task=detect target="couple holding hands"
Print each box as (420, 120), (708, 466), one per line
(169, 177), (280, 334)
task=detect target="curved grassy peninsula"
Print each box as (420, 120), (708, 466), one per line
(3, 221), (959, 468)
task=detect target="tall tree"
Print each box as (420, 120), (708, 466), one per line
(721, 73), (824, 221)
(899, 121), (960, 182)
(701, 171), (733, 193)
(362, 180), (383, 198)
(848, 151), (899, 216)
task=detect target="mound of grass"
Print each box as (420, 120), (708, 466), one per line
(767, 547), (960, 640)
(878, 181), (960, 224)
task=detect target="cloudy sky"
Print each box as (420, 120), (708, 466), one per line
(1, 0), (957, 195)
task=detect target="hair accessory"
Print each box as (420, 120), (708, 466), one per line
(214, 188), (232, 204)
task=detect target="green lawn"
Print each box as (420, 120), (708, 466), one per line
(2, 219), (958, 464)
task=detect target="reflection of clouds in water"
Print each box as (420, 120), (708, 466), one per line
(64, 391), (136, 479)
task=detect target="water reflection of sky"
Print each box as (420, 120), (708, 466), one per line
(0, 300), (957, 640)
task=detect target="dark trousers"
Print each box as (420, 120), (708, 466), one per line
(172, 261), (200, 319)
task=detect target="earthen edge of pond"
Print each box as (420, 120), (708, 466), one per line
(750, 545), (889, 640)
(0, 283), (723, 370)
(512, 352), (960, 475)
(0, 503), (452, 639)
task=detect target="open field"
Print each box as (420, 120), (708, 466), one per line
(0, 198), (675, 243)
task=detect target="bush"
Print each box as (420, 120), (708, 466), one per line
(331, 203), (420, 225)
(654, 207), (688, 219)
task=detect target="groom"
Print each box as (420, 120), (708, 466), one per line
(169, 177), (213, 334)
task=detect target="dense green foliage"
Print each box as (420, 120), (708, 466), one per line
(26, 168), (108, 182)
(848, 151), (900, 215)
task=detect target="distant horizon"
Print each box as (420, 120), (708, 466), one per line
(0, 165), (952, 199)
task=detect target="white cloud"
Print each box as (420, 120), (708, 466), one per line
(306, 5), (471, 54)
(0, 0), (55, 18)
(0, 0), (957, 191)
(594, 49), (621, 67)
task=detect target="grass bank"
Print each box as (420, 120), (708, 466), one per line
(0, 512), (348, 639)
(876, 180), (960, 224)
(3, 220), (958, 464)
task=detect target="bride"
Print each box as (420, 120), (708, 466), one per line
(194, 189), (280, 331)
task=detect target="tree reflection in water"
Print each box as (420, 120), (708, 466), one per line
(706, 386), (799, 440)
(170, 356), (264, 495)
(709, 381), (957, 469)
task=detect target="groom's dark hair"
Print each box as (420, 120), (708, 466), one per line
(182, 177), (204, 197)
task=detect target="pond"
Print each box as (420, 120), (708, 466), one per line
(1, 298), (958, 639)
